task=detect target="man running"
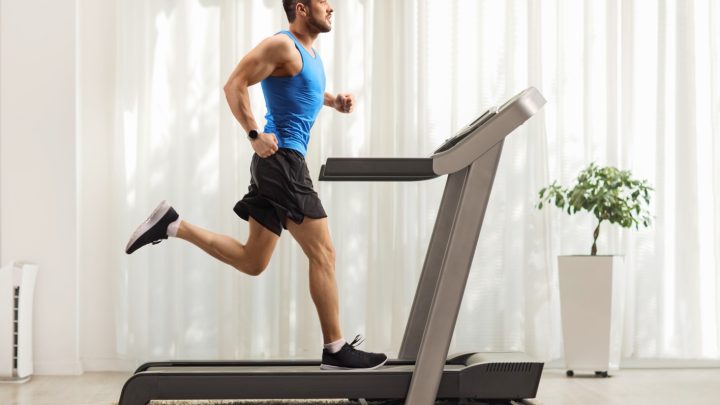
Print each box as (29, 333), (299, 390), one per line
(125, 0), (387, 370)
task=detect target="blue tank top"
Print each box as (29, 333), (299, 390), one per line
(261, 31), (326, 156)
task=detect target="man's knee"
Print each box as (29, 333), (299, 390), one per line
(308, 243), (335, 269)
(233, 256), (270, 276)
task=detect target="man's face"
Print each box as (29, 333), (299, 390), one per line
(306, 0), (333, 33)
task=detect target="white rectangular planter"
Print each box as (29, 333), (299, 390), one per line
(558, 256), (625, 375)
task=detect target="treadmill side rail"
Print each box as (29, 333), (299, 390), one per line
(133, 359), (322, 373)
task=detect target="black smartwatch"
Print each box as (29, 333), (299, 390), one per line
(248, 129), (259, 140)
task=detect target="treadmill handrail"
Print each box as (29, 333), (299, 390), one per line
(317, 88), (546, 180)
(319, 157), (437, 181)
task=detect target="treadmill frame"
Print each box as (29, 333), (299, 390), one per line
(118, 88), (547, 405)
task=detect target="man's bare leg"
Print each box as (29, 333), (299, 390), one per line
(286, 217), (342, 344)
(176, 217), (280, 276)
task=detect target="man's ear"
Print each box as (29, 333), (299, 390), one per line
(297, 3), (307, 17)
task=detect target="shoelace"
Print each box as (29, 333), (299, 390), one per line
(349, 334), (365, 348)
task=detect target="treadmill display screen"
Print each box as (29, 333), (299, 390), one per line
(433, 107), (498, 154)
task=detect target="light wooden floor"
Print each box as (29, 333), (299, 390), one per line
(0, 368), (718, 405)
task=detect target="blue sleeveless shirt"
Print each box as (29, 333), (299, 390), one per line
(261, 31), (326, 156)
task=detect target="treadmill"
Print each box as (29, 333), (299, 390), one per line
(118, 87), (547, 405)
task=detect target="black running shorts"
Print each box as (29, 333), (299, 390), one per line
(233, 148), (327, 236)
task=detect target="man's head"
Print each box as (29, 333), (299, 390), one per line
(283, 0), (333, 33)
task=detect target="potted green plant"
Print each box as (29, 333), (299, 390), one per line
(537, 163), (652, 377)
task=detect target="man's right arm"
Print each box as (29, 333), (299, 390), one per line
(223, 36), (292, 156)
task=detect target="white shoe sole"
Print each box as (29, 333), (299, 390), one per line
(125, 200), (172, 252)
(319, 358), (387, 371)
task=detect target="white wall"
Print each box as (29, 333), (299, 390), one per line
(0, 0), (81, 374)
(0, 0), (124, 374)
(77, 0), (126, 372)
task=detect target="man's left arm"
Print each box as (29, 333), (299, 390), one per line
(324, 92), (354, 113)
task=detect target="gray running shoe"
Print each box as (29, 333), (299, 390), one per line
(125, 200), (178, 254)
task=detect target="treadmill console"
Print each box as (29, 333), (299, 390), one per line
(433, 106), (498, 154)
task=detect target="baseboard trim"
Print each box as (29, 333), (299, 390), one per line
(81, 357), (138, 372)
(34, 361), (84, 375)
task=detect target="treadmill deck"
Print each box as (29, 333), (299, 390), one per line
(121, 359), (542, 403)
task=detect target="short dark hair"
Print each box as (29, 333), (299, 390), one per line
(283, 0), (311, 23)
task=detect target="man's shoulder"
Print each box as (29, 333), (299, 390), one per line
(252, 34), (295, 63)
(262, 33), (296, 53)
(254, 33), (296, 63)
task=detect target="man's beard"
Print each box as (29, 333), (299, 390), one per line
(308, 9), (331, 33)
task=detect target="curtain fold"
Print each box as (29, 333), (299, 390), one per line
(112, 0), (720, 364)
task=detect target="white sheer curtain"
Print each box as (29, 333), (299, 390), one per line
(112, 0), (720, 364)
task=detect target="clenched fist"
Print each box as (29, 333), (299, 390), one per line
(333, 93), (355, 113)
(251, 132), (279, 158)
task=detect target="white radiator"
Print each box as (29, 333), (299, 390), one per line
(0, 262), (38, 383)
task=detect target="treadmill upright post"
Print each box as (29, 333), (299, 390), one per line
(398, 159), (466, 360)
(405, 141), (505, 404)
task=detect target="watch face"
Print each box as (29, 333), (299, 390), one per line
(249, 130), (258, 139)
